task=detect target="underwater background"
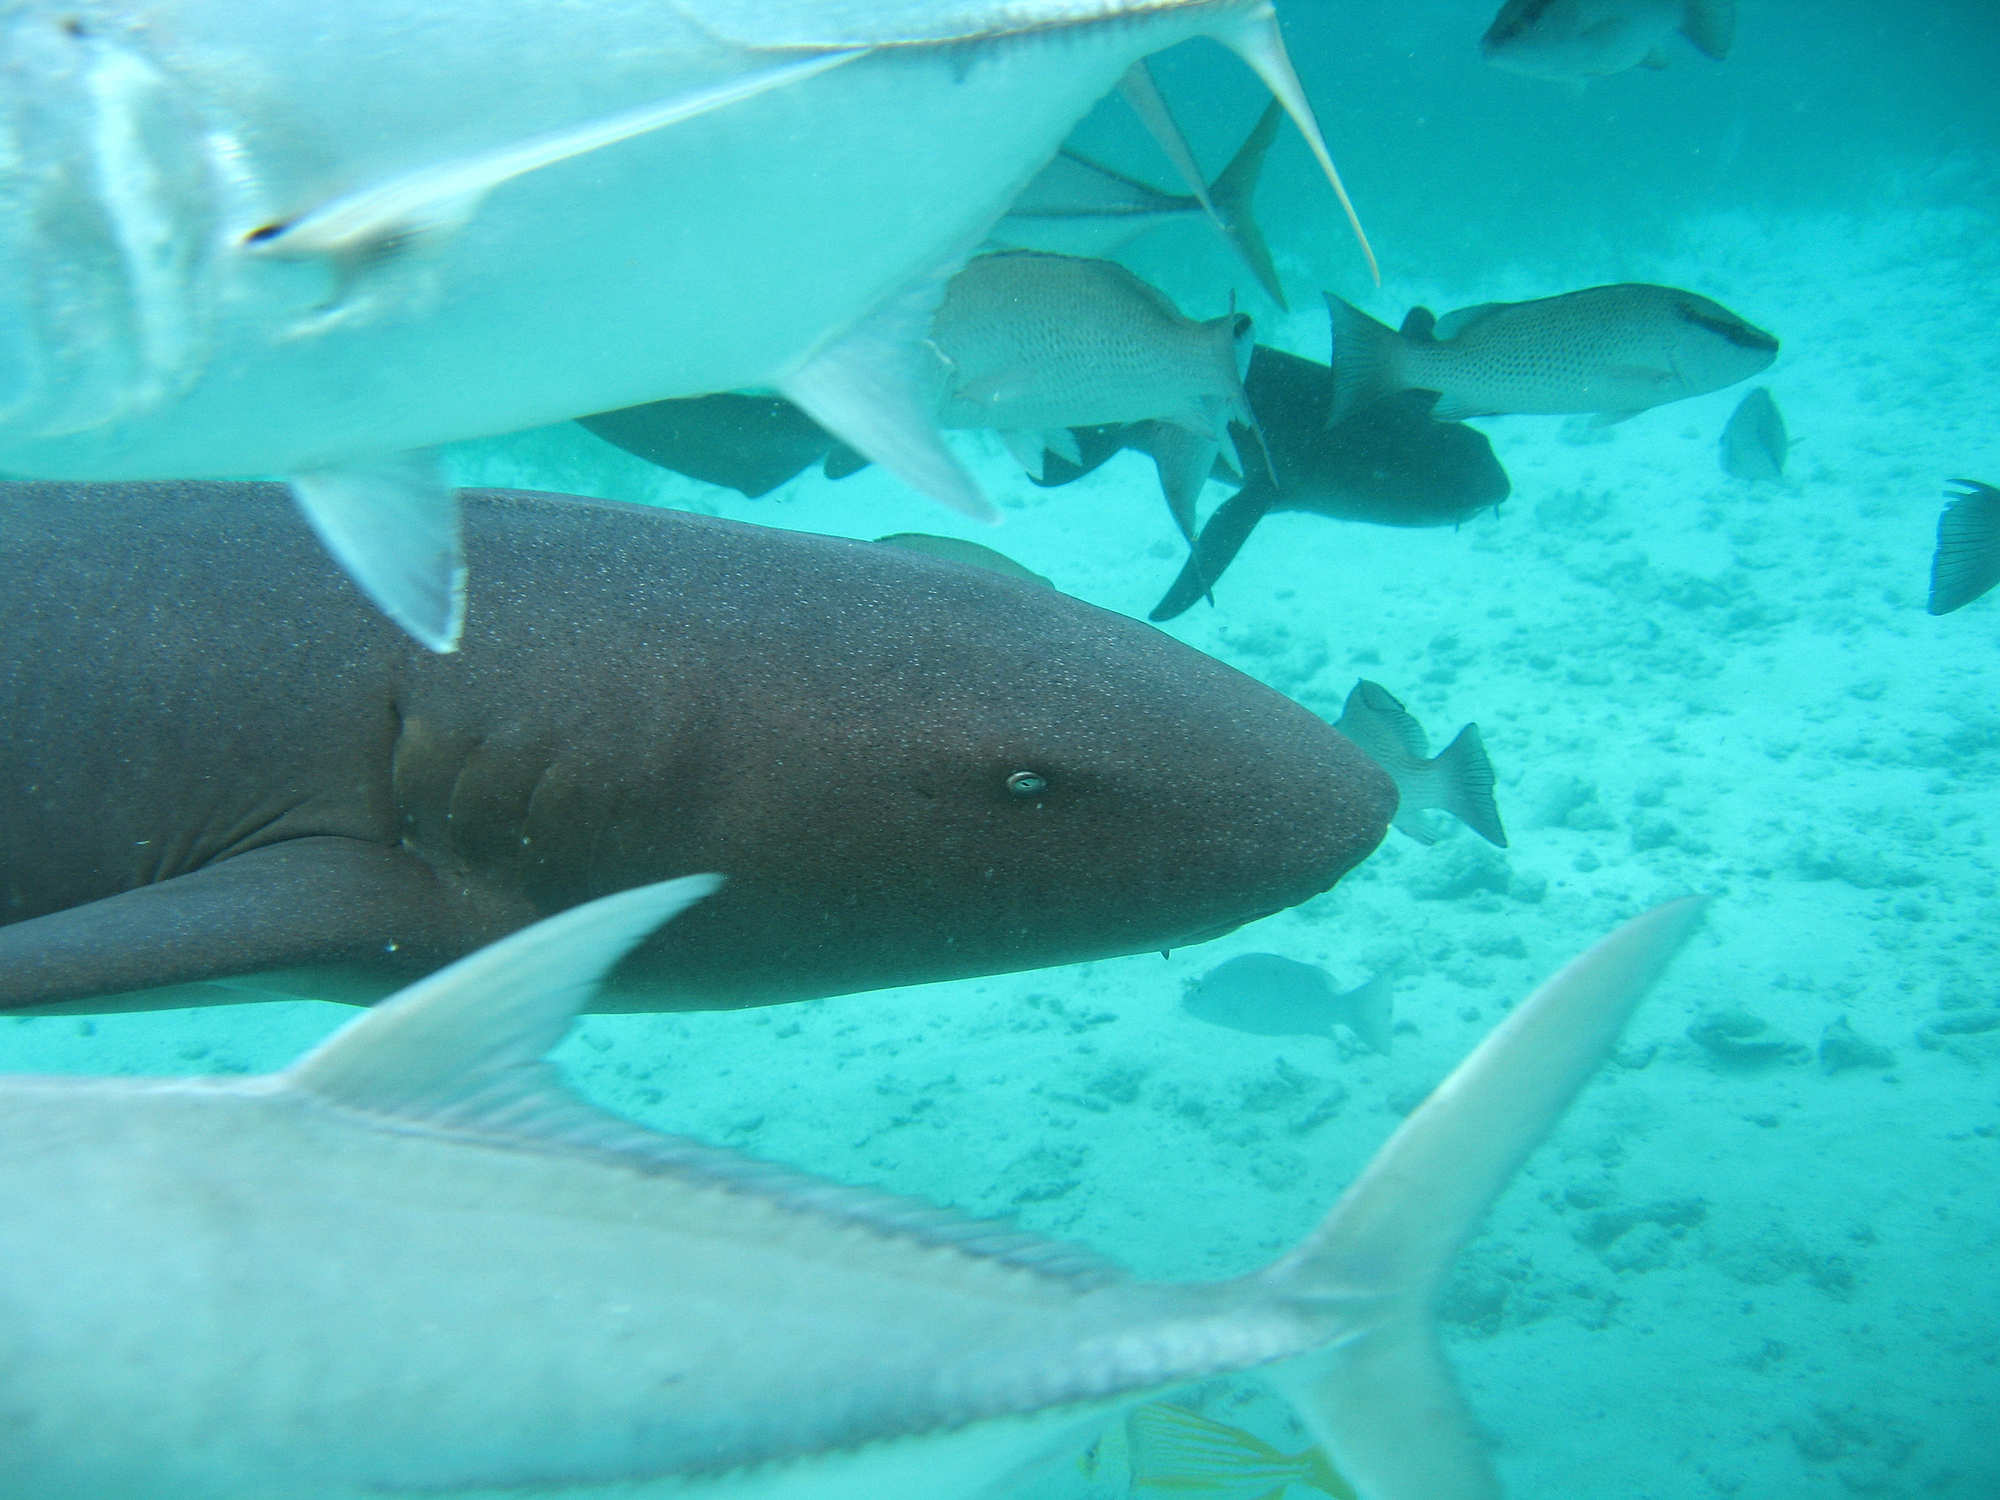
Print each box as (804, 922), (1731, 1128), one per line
(4, 1), (1996, 1494)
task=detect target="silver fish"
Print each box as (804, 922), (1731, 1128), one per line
(932, 250), (1254, 523)
(1327, 283), (1777, 426)
(0, 874), (1704, 1499)
(0, 0), (1352, 651)
(1186, 951), (1397, 1055)
(1718, 386), (1787, 481)
(1482, 0), (1735, 83)
(1927, 479), (2000, 616)
(1334, 679), (1508, 848)
(996, 99), (1290, 307)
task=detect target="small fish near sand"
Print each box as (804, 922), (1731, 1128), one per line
(1185, 953), (1397, 1055)
(933, 251), (1256, 521)
(1482, 0), (1736, 84)
(1326, 283), (1777, 427)
(1079, 1400), (1357, 1497)
(1719, 386), (1789, 482)
(1926, 479), (2000, 615)
(1334, 679), (1510, 848)
(0, 876), (1705, 1499)
(996, 100), (1291, 307)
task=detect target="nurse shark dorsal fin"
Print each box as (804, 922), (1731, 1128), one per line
(287, 452), (466, 652)
(1261, 897), (1707, 1500)
(781, 260), (998, 523)
(283, 871), (1130, 1284)
(244, 51), (867, 265)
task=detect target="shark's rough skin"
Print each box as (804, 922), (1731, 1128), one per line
(0, 481), (1392, 1014)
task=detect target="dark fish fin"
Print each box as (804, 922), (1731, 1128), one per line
(1209, 100), (1288, 308)
(1399, 306), (1437, 341)
(1425, 391), (1489, 422)
(1333, 971), (1398, 1056)
(1148, 478), (1277, 621)
(1431, 722), (1509, 847)
(1141, 420), (1223, 544)
(780, 259), (994, 522)
(1266, 900), (1706, 1500)
(1338, 679), (1432, 762)
(1325, 292), (1406, 425)
(1718, 387), (1785, 481)
(1927, 480), (2000, 615)
(1682, 0), (1736, 60)
(576, 393), (834, 499)
(287, 452), (464, 652)
(0, 839), (464, 1013)
(823, 443), (871, 481)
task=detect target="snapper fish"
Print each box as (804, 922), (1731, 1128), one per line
(0, 0), (1360, 653)
(1334, 679), (1508, 848)
(1482, 0), (1736, 83)
(0, 874), (1705, 1499)
(1326, 283), (1777, 427)
(1185, 952), (1397, 1055)
(932, 251), (1256, 532)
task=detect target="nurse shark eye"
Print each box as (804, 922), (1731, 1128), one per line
(1005, 771), (1048, 797)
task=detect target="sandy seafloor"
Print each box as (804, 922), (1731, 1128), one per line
(5, 8), (1998, 1500)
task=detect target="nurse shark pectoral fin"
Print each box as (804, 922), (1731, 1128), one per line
(287, 452), (465, 653)
(0, 839), (466, 1014)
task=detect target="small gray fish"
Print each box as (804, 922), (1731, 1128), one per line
(1482, 0), (1735, 83)
(1334, 680), (1508, 848)
(1185, 952), (1396, 1055)
(1927, 480), (2000, 616)
(1719, 386), (1787, 481)
(996, 100), (1289, 307)
(1327, 283), (1777, 426)
(933, 251), (1255, 503)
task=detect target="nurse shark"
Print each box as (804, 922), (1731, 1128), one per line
(0, 481), (1392, 1013)
(0, 875), (1705, 1498)
(0, 0), (1363, 651)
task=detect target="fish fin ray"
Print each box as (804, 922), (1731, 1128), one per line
(1263, 899), (1708, 1500)
(1142, 421), (1221, 544)
(1041, 427), (1084, 468)
(248, 51), (865, 260)
(1212, 11), (1377, 284)
(781, 267), (996, 522)
(1324, 293), (1404, 425)
(1000, 429), (1051, 479)
(1209, 100), (1288, 307)
(1927, 480), (2000, 615)
(1430, 722), (1509, 847)
(287, 452), (465, 652)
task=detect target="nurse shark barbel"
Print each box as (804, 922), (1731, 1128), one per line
(0, 0), (1369, 652)
(0, 481), (1393, 1014)
(0, 876), (1704, 1499)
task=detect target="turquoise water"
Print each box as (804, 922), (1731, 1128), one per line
(7, 2), (1997, 1495)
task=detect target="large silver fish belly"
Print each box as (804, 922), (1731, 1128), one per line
(0, 2), (1228, 479)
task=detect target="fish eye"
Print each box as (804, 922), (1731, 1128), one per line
(1005, 771), (1048, 797)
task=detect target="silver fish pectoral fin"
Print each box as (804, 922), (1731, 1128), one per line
(287, 451), (465, 653)
(242, 50), (867, 267)
(1262, 897), (1708, 1500)
(781, 264), (997, 523)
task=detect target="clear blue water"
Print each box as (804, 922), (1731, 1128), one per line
(5, 2), (1996, 1496)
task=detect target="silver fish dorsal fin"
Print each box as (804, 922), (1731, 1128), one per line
(283, 872), (1126, 1286)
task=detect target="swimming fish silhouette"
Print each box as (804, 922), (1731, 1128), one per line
(1482, 0), (1735, 84)
(1719, 387), (1788, 481)
(1185, 952), (1397, 1055)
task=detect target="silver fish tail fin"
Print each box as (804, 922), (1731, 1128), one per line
(1261, 898), (1708, 1500)
(1927, 480), (2000, 615)
(1330, 971), (1397, 1057)
(1209, 100), (1288, 308)
(1323, 293), (1406, 426)
(1425, 723), (1508, 848)
(1208, 7), (1378, 285)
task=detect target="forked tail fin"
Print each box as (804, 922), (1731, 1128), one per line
(1258, 899), (1707, 1500)
(1209, 100), (1288, 308)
